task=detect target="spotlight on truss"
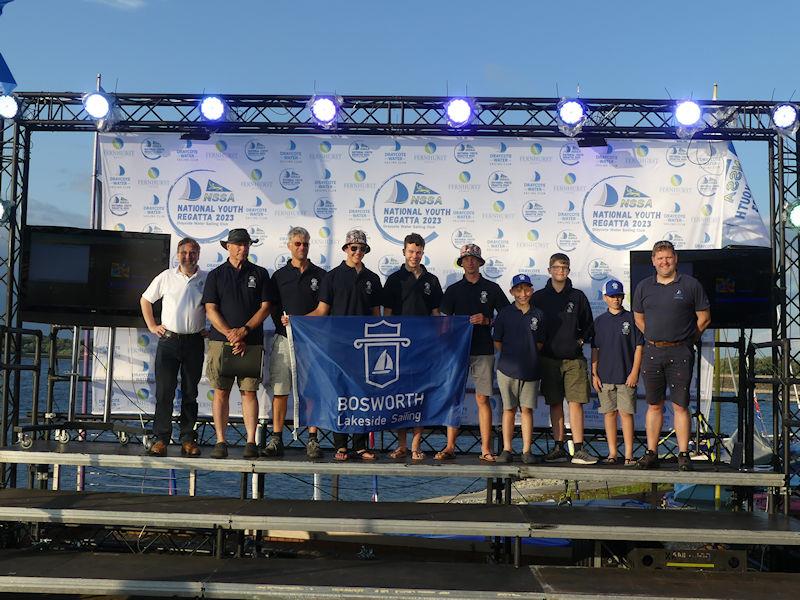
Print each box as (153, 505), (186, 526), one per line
(0, 198), (12, 225)
(200, 96), (227, 121)
(556, 99), (587, 137)
(82, 90), (119, 131)
(787, 202), (800, 229)
(0, 94), (18, 120)
(674, 100), (705, 139)
(444, 97), (476, 128)
(772, 103), (799, 136)
(307, 95), (342, 129)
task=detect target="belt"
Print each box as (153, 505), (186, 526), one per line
(648, 340), (688, 348)
(162, 330), (203, 339)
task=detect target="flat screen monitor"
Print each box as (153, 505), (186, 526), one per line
(629, 246), (773, 330)
(21, 226), (171, 327)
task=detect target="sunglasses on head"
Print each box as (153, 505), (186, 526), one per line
(348, 245), (366, 253)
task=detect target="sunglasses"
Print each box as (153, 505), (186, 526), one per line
(293, 241), (310, 247)
(348, 245), (366, 253)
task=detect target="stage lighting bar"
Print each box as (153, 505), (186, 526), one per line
(556, 98), (587, 137)
(772, 103), (799, 136)
(675, 100), (705, 139)
(0, 94), (19, 120)
(200, 96), (227, 121)
(444, 97), (475, 128)
(308, 95), (342, 129)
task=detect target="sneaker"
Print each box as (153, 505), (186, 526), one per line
(521, 451), (542, 464)
(571, 449), (598, 465)
(678, 451), (694, 472)
(544, 446), (570, 463)
(496, 450), (513, 464)
(306, 437), (323, 459)
(210, 442), (228, 459)
(637, 449), (659, 469)
(243, 442), (259, 459)
(261, 435), (284, 458)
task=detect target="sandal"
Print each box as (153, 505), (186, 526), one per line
(411, 449), (426, 462)
(334, 448), (349, 462)
(624, 458), (638, 467)
(356, 449), (378, 461)
(602, 456), (620, 465)
(434, 449), (456, 461)
(388, 447), (408, 460)
(479, 452), (496, 463)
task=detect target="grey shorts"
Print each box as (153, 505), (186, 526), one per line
(267, 334), (292, 396)
(205, 340), (261, 393)
(469, 354), (495, 397)
(497, 370), (539, 410)
(597, 383), (637, 415)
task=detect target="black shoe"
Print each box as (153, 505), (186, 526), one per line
(210, 442), (228, 459)
(637, 449), (659, 469)
(521, 451), (542, 464)
(678, 451), (694, 471)
(496, 450), (513, 464)
(544, 446), (570, 463)
(243, 442), (259, 459)
(261, 435), (284, 458)
(306, 438), (323, 459)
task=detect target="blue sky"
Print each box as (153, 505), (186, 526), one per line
(0, 0), (794, 225)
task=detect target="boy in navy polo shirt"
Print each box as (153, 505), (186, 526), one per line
(591, 279), (643, 466)
(493, 274), (545, 464)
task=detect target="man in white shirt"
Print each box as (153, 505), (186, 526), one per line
(140, 237), (207, 457)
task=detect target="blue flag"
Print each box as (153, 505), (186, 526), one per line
(288, 316), (472, 433)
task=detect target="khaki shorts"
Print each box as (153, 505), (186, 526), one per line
(597, 383), (637, 415)
(205, 340), (261, 392)
(268, 334), (292, 396)
(540, 356), (590, 406)
(497, 370), (539, 410)
(469, 354), (495, 397)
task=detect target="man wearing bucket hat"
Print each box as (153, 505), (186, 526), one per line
(436, 243), (509, 462)
(202, 228), (272, 459)
(308, 229), (382, 461)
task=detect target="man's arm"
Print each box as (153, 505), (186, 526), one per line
(205, 303), (233, 338)
(694, 309), (711, 341)
(245, 301), (271, 333)
(307, 301), (330, 317)
(633, 312), (646, 336)
(139, 297), (166, 337)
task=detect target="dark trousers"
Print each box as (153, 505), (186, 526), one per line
(333, 432), (368, 452)
(153, 333), (204, 443)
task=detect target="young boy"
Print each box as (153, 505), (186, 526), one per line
(493, 274), (546, 464)
(591, 279), (644, 465)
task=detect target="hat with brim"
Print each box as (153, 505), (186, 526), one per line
(457, 243), (485, 266)
(220, 228), (257, 248)
(341, 229), (371, 254)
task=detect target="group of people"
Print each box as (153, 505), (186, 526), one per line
(140, 226), (710, 470)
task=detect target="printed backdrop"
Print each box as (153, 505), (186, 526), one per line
(93, 133), (769, 429)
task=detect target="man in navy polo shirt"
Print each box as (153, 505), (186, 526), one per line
(308, 229), (382, 461)
(264, 226), (326, 459)
(383, 232), (443, 461)
(202, 229), (272, 460)
(632, 240), (710, 471)
(437, 244), (509, 463)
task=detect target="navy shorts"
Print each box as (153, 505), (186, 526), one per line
(641, 343), (694, 408)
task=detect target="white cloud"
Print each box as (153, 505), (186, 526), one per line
(86, 0), (147, 10)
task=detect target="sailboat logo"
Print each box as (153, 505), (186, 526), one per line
(353, 321), (411, 389)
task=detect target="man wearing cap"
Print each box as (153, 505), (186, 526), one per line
(382, 232), (443, 461)
(202, 228), (272, 459)
(265, 226), (326, 459)
(140, 237), (206, 457)
(308, 229), (382, 461)
(436, 244), (509, 462)
(591, 279), (644, 466)
(632, 240), (710, 471)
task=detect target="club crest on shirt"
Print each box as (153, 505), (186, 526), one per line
(673, 289), (684, 300)
(566, 301), (575, 313)
(424, 282), (431, 295)
(365, 280), (373, 294)
(248, 275), (257, 288)
(622, 321), (631, 335)
(310, 277), (319, 292)
(530, 316), (539, 331)
(480, 290), (488, 304)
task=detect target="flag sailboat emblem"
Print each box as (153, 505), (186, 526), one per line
(372, 350), (393, 374)
(353, 321), (411, 388)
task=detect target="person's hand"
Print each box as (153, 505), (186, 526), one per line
(592, 373), (602, 394)
(149, 324), (167, 337)
(281, 314), (290, 327)
(625, 373), (639, 388)
(469, 313), (487, 326)
(226, 327), (247, 343)
(232, 341), (246, 356)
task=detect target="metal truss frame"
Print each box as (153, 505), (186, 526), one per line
(0, 93), (797, 493)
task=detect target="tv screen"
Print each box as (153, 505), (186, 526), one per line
(629, 247), (773, 330)
(21, 226), (171, 327)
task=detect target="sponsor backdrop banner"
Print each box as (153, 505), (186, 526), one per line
(95, 134), (768, 428)
(288, 316), (471, 432)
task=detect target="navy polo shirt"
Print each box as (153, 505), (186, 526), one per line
(269, 261), (327, 337)
(493, 303), (546, 381)
(591, 309), (644, 384)
(201, 259), (272, 345)
(382, 265), (443, 316)
(318, 261), (382, 316)
(440, 275), (510, 355)
(632, 273), (709, 343)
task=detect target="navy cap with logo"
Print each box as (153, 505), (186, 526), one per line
(511, 273), (533, 288)
(603, 279), (624, 296)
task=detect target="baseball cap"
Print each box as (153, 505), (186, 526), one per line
(603, 279), (624, 296)
(511, 273), (533, 288)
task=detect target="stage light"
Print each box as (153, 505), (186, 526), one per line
(200, 96), (226, 121)
(308, 95), (341, 129)
(675, 100), (702, 126)
(772, 103), (799, 135)
(0, 94), (18, 119)
(0, 199), (12, 225)
(788, 202), (800, 229)
(83, 92), (112, 120)
(556, 99), (587, 137)
(444, 98), (475, 128)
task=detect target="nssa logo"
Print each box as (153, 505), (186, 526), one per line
(353, 321), (411, 388)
